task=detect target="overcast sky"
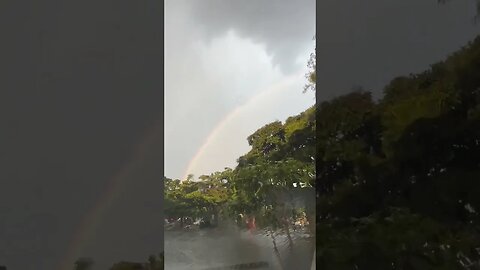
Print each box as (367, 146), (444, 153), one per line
(317, 0), (480, 100)
(165, 0), (316, 180)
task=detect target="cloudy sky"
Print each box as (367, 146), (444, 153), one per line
(165, 0), (480, 181)
(317, 0), (480, 101)
(165, 0), (316, 180)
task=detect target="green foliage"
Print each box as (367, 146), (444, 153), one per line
(304, 35), (316, 93)
(109, 262), (145, 270)
(108, 253), (163, 270)
(164, 171), (232, 222)
(165, 103), (316, 233)
(74, 258), (94, 270)
(317, 208), (478, 270)
(316, 36), (480, 269)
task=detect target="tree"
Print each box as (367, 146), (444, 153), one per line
(74, 257), (94, 270)
(304, 35), (316, 93)
(315, 35), (480, 269)
(109, 262), (145, 270)
(109, 253), (163, 270)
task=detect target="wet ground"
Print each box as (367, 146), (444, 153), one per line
(164, 226), (314, 270)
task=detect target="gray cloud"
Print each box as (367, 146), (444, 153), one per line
(317, 0), (480, 101)
(186, 0), (316, 73)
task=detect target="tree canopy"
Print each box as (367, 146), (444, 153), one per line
(164, 104), (316, 234)
(315, 36), (480, 269)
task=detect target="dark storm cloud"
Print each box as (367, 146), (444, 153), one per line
(317, 0), (480, 101)
(187, 0), (316, 73)
(0, 1), (162, 269)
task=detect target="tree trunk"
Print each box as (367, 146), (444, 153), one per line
(270, 230), (285, 270)
(213, 207), (219, 226)
(284, 219), (294, 249)
(304, 188), (316, 237)
(305, 204), (315, 237)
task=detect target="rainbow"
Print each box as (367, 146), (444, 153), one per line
(58, 69), (306, 270)
(57, 122), (162, 270)
(181, 70), (305, 180)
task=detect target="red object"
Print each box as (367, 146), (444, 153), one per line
(246, 216), (256, 232)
